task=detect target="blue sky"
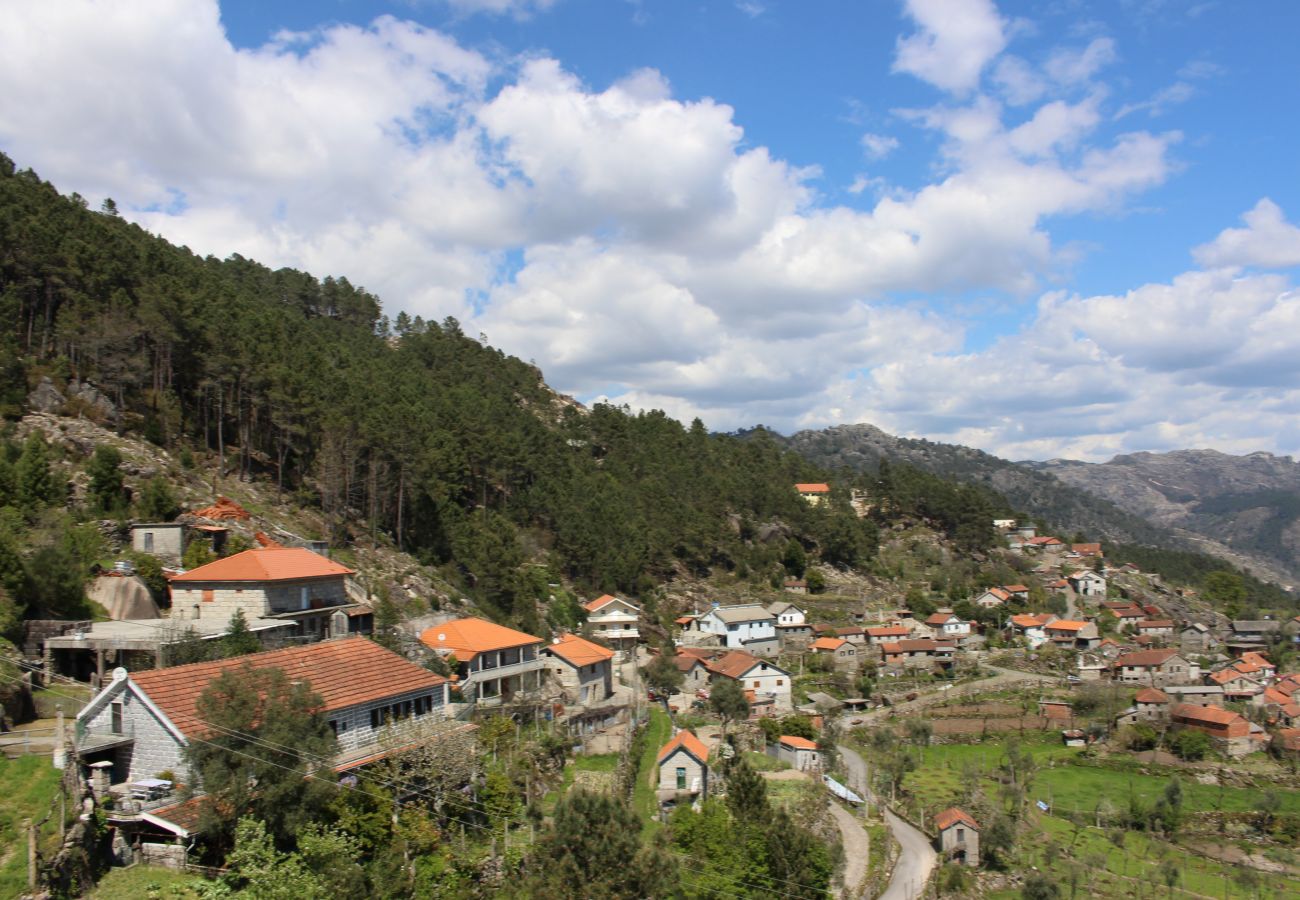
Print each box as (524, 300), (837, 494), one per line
(2, 0), (1299, 460)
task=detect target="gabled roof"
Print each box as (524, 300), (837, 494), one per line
(543, 633), (614, 667)
(170, 547), (354, 583)
(1010, 614), (1052, 628)
(925, 613), (959, 626)
(1071, 543), (1101, 554)
(1003, 584), (1030, 593)
(705, 604), (776, 625)
(707, 650), (787, 680)
(1115, 649), (1180, 667)
(1045, 620), (1090, 632)
(794, 483), (830, 493)
(1171, 703), (1246, 727)
(778, 735), (817, 751)
(866, 625), (910, 638)
(419, 617), (542, 661)
(671, 654), (710, 673)
(658, 730), (709, 765)
(767, 601), (803, 616)
(935, 807), (978, 831)
(585, 594), (639, 614)
(810, 637), (848, 651)
(1209, 668), (1260, 686)
(836, 626), (865, 636)
(1139, 619), (1175, 629)
(1135, 688), (1170, 704)
(122, 638), (445, 739)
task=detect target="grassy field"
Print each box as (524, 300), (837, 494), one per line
(743, 750), (790, 772)
(632, 708), (672, 835)
(89, 865), (206, 899)
(0, 756), (65, 898)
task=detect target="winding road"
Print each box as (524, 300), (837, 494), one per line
(839, 743), (936, 900)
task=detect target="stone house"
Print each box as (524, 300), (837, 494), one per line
(1163, 684), (1225, 708)
(835, 626), (868, 646)
(1067, 569), (1107, 598)
(657, 730), (710, 795)
(935, 807), (979, 866)
(1137, 619), (1175, 642)
(768, 602), (813, 650)
(1170, 703), (1254, 757)
(865, 625), (910, 645)
(1043, 620), (1099, 650)
(583, 594), (640, 656)
(1180, 623), (1214, 654)
(130, 523), (186, 563)
(168, 547), (356, 641)
(671, 652), (714, 693)
(1117, 687), (1171, 726)
(1114, 649), (1197, 687)
(794, 483), (830, 505)
(419, 617), (545, 708)
(74, 637), (448, 786)
(542, 633), (614, 708)
(706, 651), (792, 713)
(809, 636), (857, 670)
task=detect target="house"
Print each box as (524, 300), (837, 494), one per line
(1067, 570), (1107, 598)
(1009, 613), (1055, 649)
(1117, 687), (1171, 725)
(835, 626), (867, 646)
(706, 651), (792, 713)
(1207, 668), (1264, 701)
(993, 518), (1017, 530)
(693, 604), (779, 656)
(74, 637), (449, 785)
(773, 735), (821, 772)
(925, 612), (972, 641)
(1137, 619), (1175, 642)
(1106, 605), (1146, 631)
(1163, 684), (1225, 708)
(167, 547), (357, 640)
(670, 652), (714, 693)
(864, 625), (910, 645)
(130, 523), (187, 563)
(1074, 652), (1108, 681)
(795, 483), (830, 505)
(1114, 649), (1196, 687)
(419, 617), (545, 707)
(542, 633), (615, 708)
(657, 730), (710, 797)
(1002, 584), (1031, 602)
(935, 808), (979, 867)
(768, 602), (813, 650)
(1026, 536), (1064, 551)
(810, 637), (857, 670)
(1227, 620), (1281, 652)
(582, 595), (640, 656)
(1071, 543), (1103, 558)
(782, 579), (808, 594)
(1180, 623), (1215, 654)
(973, 588), (1011, 609)
(1170, 703), (1254, 757)
(881, 639), (954, 671)
(1043, 620), (1099, 650)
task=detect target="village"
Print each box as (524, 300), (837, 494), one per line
(4, 483), (1300, 899)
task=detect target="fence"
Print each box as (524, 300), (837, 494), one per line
(0, 726), (57, 757)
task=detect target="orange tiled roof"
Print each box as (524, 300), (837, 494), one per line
(1172, 703), (1246, 727)
(935, 807), (978, 831)
(1046, 620), (1089, 632)
(794, 483), (830, 493)
(1135, 688), (1170, 704)
(779, 735), (817, 751)
(171, 547), (354, 583)
(811, 637), (848, 651)
(1209, 668), (1258, 686)
(1275, 728), (1300, 752)
(866, 626), (909, 637)
(707, 650), (786, 680)
(128, 638), (446, 739)
(418, 617), (542, 661)
(584, 594), (618, 613)
(544, 633), (614, 667)
(925, 613), (957, 626)
(1003, 584), (1030, 593)
(658, 730), (709, 764)
(1010, 614), (1051, 628)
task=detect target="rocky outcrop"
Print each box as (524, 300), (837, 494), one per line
(26, 378), (65, 414)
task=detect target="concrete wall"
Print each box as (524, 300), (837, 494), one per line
(546, 657), (612, 707)
(81, 684), (190, 785)
(940, 826), (979, 866)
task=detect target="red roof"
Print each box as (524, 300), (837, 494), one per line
(171, 547), (354, 583)
(584, 594), (618, 613)
(127, 638), (446, 739)
(866, 626), (909, 638)
(925, 613), (957, 626)
(1172, 703), (1247, 728)
(811, 637), (848, 651)
(1046, 620), (1089, 632)
(707, 650), (784, 680)
(778, 735), (817, 751)
(419, 617), (542, 661)
(1135, 688), (1170, 704)
(935, 807), (978, 831)
(1003, 584), (1030, 593)
(795, 483), (830, 493)
(544, 633), (615, 666)
(658, 730), (709, 764)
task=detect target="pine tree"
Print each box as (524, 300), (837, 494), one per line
(86, 444), (125, 513)
(15, 433), (60, 515)
(222, 608), (261, 657)
(136, 475), (178, 521)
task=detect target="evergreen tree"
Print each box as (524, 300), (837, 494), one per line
(709, 677), (750, 737)
(15, 433), (60, 515)
(136, 474), (178, 521)
(222, 608), (262, 657)
(86, 444), (125, 513)
(643, 652), (684, 698)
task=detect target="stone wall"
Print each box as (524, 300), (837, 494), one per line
(81, 683), (190, 784)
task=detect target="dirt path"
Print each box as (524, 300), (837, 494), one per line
(845, 665), (1060, 727)
(827, 801), (869, 899)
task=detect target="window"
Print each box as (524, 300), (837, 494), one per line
(676, 767), (687, 790)
(202, 590), (214, 603)
(111, 701), (123, 735)
(776, 679), (784, 686)
(752, 680), (760, 688)
(957, 828), (964, 842)
(143, 533), (154, 551)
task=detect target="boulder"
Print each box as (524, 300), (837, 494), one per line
(27, 377), (65, 413)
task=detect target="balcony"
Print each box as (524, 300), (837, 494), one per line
(469, 657), (544, 683)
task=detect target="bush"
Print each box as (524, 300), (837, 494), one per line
(1168, 729), (1211, 761)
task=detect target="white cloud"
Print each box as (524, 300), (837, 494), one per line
(893, 0), (1007, 95)
(1044, 37), (1117, 86)
(861, 132), (900, 159)
(1193, 199), (1300, 270)
(440, 0), (557, 18)
(1115, 81), (1195, 119)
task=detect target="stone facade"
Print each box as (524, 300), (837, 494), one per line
(131, 524), (186, 562)
(545, 656), (613, 707)
(170, 576), (350, 624)
(658, 745), (708, 793)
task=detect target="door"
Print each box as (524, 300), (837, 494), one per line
(676, 767), (686, 790)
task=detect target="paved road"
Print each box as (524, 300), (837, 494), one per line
(827, 801), (868, 899)
(839, 744), (936, 900)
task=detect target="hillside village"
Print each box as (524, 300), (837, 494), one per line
(6, 456), (1300, 898)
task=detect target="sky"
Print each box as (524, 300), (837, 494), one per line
(2, 0), (1299, 462)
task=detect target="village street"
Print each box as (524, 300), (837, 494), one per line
(839, 743), (935, 900)
(827, 800), (869, 898)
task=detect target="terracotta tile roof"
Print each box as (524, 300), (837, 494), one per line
(708, 650), (786, 680)
(171, 547), (354, 583)
(1109, 607), (1147, 619)
(677, 647), (716, 660)
(141, 795), (208, 837)
(672, 655), (709, 673)
(674, 615), (696, 625)
(836, 626), (865, 636)
(543, 633), (614, 667)
(925, 613), (957, 626)
(1010, 614), (1051, 628)
(1115, 649), (1179, 667)
(1135, 688), (1170, 704)
(1003, 584), (1030, 593)
(794, 483), (830, 493)
(894, 639), (941, 653)
(1209, 668), (1258, 686)
(866, 626), (909, 638)
(1172, 703), (1247, 727)
(128, 638), (446, 738)
(190, 497), (251, 520)
(779, 735), (818, 751)
(658, 730), (709, 764)
(1139, 619), (1175, 629)
(1275, 728), (1300, 752)
(935, 807), (978, 831)
(1071, 543), (1101, 554)
(1046, 620), (1089, 632)
(584, 594), (618, 613)
(418, 617), (542, 661)
(811, 637), (848, 651)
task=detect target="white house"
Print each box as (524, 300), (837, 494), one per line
(973, 588), (1010, 609)
(1009, 614), (1056, 649)
(767, 601), (806, 627)
(419, 617), (546, 707)
(795, 483), (830, 505)
(657, 730), (711, 796)
(1068, 570), (1107, 598)
(694, 604), (779, 656)
(583, 594), (640, 655)
(541, 633), (615, 708)
(74, 637), (449, 785)
(925, 612), (972, 640)
(707, 651), (792, 712)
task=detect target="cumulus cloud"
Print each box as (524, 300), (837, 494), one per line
(893, 0), (1007, 95)
(1192, 199), (1300, 270)
(861, 132), (900, 159)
